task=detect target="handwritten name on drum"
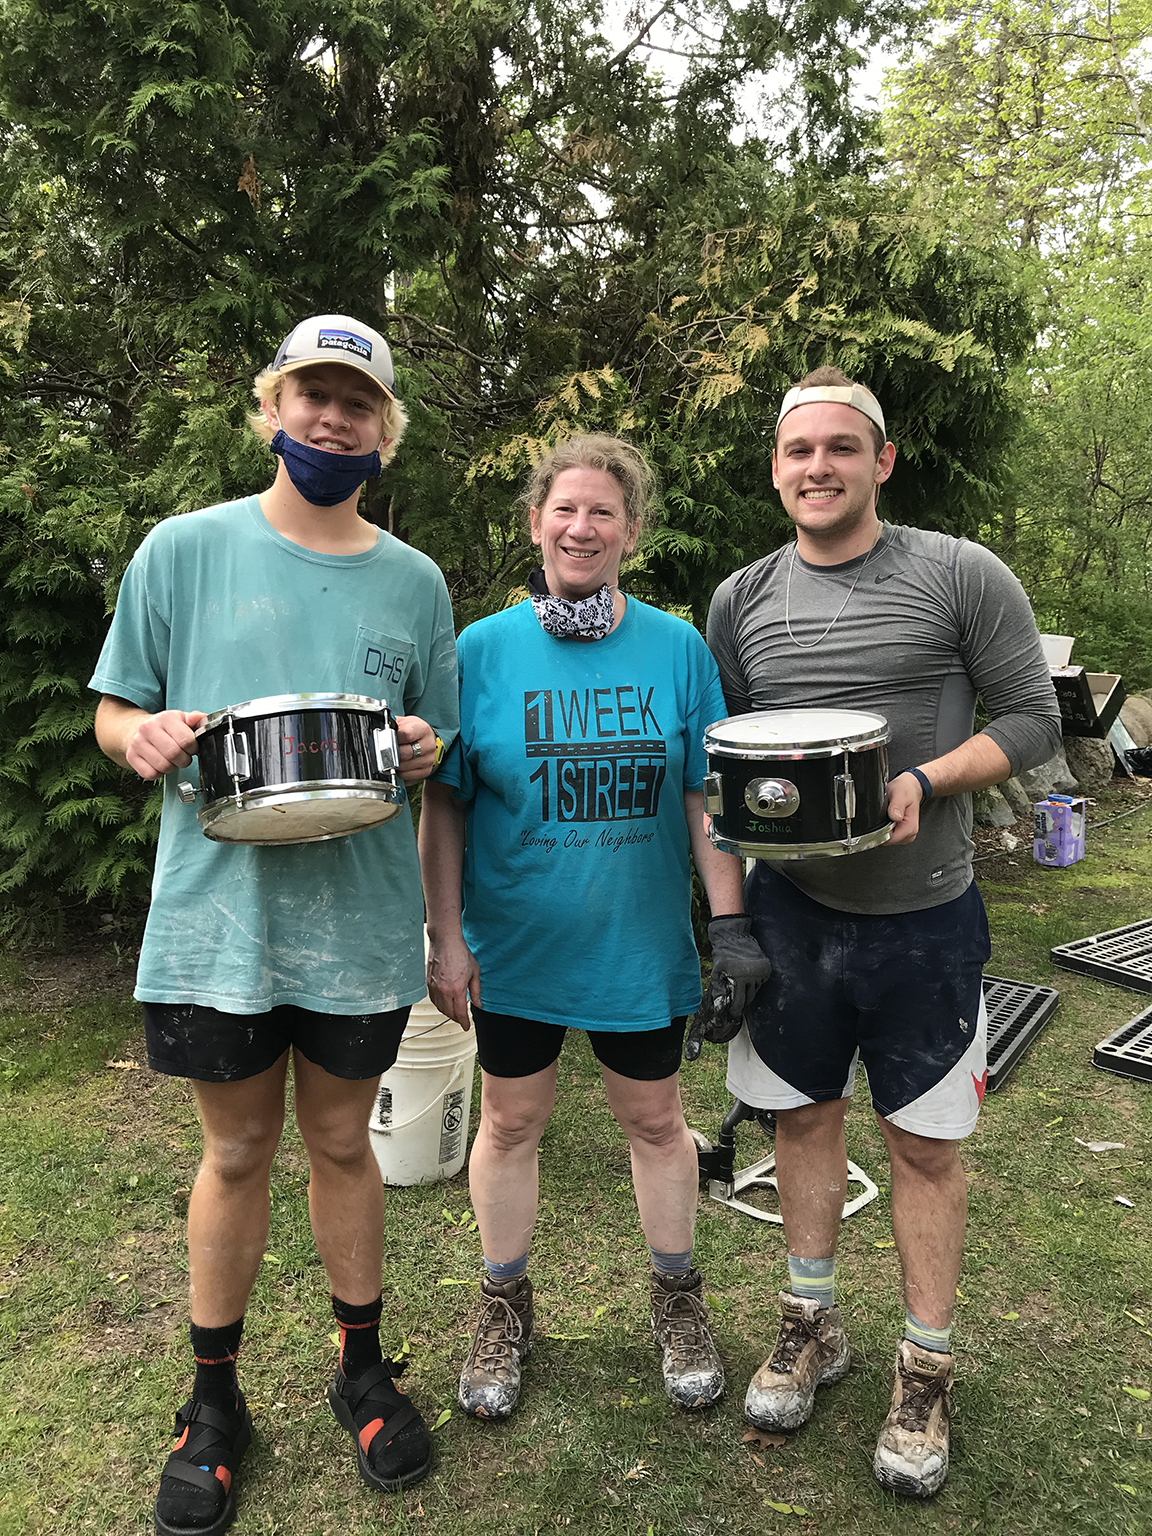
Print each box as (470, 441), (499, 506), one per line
(281, 736), (339, 755)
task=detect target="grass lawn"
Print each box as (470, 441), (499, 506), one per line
(2, 790), (1151, 1535)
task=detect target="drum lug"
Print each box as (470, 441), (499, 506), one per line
(834, 773), (857, 821)
(703, 771), (724, 816)
(373, 723), (400, 773)
(176, 782), (199, 805)
(223, 727), (250, 782)
(745, 777), (800, 817)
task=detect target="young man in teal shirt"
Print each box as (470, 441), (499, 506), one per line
(91, 316), (458, 1531)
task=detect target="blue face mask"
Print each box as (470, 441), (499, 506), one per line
(270, 429), (382, 507)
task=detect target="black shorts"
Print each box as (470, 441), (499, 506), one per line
(471, 1008), (688, 1082)
(141, 1001), (411, 1084)
(728, 864), (991, 1139)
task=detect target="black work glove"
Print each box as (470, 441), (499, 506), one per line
(685, 915), (774, 1062)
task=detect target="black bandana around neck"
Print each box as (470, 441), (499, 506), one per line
(527, 567), (617, 640)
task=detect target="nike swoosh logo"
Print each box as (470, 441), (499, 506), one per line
(874, 571), (897, 583)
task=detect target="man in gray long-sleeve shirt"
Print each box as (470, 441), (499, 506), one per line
(706, 366), (1060, 1498)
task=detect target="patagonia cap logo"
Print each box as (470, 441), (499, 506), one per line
(317, 328), (372, 362)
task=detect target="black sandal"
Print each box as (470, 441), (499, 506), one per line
(328, 1358), (432, 1491)
(154, 1396), (252, 1536)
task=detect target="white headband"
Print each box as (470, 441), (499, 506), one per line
(776, 384), (886, 440)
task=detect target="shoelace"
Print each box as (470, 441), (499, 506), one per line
(894, 1373), (948, 1432)
(658, 1291), (712, 1365)
(767, 1314), (815, 1373)
(470, 1296), (526, 1378)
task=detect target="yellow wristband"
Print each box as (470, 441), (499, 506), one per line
(433, 734), (446, 768)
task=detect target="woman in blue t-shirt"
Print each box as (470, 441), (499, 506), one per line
(419, 434), (768, 1423)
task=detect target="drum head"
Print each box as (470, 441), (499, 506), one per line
(201, 788), (403, 845)
(706, 708), (888, 752)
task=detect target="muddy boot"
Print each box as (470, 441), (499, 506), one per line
(744, 1290), (850, 1431)
(873, 1339), (953, 1498)
(457, 1274), (535, 1420)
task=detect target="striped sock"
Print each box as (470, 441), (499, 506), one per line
(904, 1310), (952, 1355)
(190, 1317), (244, 1410)
(483, 1251), (529, 1285)
(332, 1293), (383, 1380)
(787, 1255), (835, 1309)
(648, 1245), (694, 1278)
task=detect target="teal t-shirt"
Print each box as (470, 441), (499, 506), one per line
(89, 496), (459, 1014)
(435, 597), (727, 1030)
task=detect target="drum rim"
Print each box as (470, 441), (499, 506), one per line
(199, 781), (406, 813)
(197, 693), (392, 733)
(705, 708), (889, 757)
(198, 785), (405, 844)
(709, 822), (894, 859)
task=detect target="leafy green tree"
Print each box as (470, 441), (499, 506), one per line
(1, 0), (1031, 924)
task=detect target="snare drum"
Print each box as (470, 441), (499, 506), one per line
(177, 693), (405, 845)
(703, 708), (892, 859)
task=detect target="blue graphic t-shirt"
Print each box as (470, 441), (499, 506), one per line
(89, 496), (459, 1014)
(435, 597), (728, 1030)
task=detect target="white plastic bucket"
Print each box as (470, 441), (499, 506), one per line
(369, 994), (478, 1186)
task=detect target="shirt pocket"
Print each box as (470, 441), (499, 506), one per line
(346, 626), (415, 714)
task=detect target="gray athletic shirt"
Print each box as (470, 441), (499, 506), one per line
(706, 523), (1062, 914)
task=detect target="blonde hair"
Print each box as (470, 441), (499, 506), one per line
(519, 433), (656, 538)
(247, 365), (409, 468)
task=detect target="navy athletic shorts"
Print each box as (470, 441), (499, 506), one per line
(726, 864), (991, 1139)
(142, 1000), (411, 1083)
(471, 1007), (688, 1081)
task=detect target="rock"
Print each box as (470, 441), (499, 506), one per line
(1063, 734), (1115, 794)
(999, 776), (1033, 818)
(973, 785), (1018, 827)
(1019, 745), (1079, 800)
(1120, 696), (1152, 748)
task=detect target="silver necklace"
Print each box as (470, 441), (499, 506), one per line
(784, 523), (884, 649)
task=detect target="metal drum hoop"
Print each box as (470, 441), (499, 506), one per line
(197, 692), (392, 734)
(198, 785), (405, 845)
(708, 823), (893, 860)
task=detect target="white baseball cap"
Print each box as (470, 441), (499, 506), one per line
(776, 382), (885, 439)
(272, 314), (396, 398)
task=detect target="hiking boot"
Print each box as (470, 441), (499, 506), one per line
(873, 1339), (953, 1498)
(744, 1290), (851, 1431)
(457, 1274), (534, 1420)
(649, 1268), (725, 1411)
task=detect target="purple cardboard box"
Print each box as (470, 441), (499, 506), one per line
(1033, 795), (1086, 867)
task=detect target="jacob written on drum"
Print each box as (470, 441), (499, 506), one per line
(706, 368), (1061, 1498)
(90, 315), (459, 1531)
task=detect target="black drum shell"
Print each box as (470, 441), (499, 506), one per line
(706, 741), (890, 856)
(197, 705), (394, 802)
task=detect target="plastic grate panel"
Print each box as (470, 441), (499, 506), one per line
(983, 976), (1060, 1092)
(1050, 919), (1152, 995)
(1094, 1008), (1152, 1082)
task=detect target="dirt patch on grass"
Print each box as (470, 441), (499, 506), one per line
(0, 943), (138, 1015)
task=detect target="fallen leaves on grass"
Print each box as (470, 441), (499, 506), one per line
(622, 1460), (650, 1480)
(764, 1499), (809, 1515)
(431, 1408), (452, 1431)
(1121, 1386), (1150, 1401)
(743, 1428), (787, 1450)
(105, 1059), (140, 1070)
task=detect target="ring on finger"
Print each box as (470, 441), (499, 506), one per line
(410, 740), (423, 759)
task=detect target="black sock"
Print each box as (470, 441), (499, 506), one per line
(190, 1318), (244, 1411)
(332, 1294), (384, 1381)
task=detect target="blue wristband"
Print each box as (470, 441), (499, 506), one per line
(900, 767), (933, 801)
